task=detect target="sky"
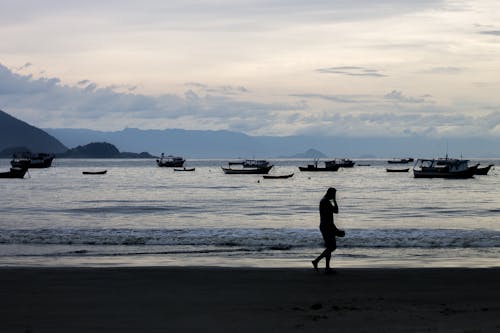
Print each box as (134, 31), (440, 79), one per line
(1, 0), (500, 138)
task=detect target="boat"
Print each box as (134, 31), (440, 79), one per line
(11, 152), (54, 169)
(156, 153), (185, 167)
(228, 159), (270, 168)
(413, 158), (478, 179)
(174, 167), (196, 172)
(222, 165), (273, 174)
(357, 163), (371, 167)
(263, 173), (294, 179)
(298, 160), (340, 172)
(335, 158), (355, 168)
(386, 168), (409, 173)
(82, 170), (107, 175)
(474, 164), (494, 175)
(387, 158), (414, 164)
(0, 167), (28, 179)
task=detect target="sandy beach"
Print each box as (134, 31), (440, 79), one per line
(1, 267), (499, 332)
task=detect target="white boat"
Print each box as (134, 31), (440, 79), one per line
(156, 154), (185, 167)
(413, 158), (478, 179)
(228, 159), (270, 168)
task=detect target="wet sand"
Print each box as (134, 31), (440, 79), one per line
(1, 267), (499, 332)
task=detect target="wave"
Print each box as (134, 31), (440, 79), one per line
(0, 228), (499, 249)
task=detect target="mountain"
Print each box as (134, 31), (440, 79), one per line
(59, 142), (155, 158)
(45, 127), (500, 158)
(283, 149), (327, 158)
(0, 110), (67, 154)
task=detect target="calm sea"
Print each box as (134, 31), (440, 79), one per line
(0, 158), (499, 268)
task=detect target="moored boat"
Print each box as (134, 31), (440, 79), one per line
(335, 158), (355, 168)
(222, 165), (273, 174)
(82, 170), (107, 175)
(156, 153), (185, 167)
(0, 167), (28, 179)
(174, 167), (196, 172)
(11, 152), (54, 169)
(413, 158), (478, 179)
(474, 164), (494, 175)
(298, 160), (340, 172)
(228, 159), (270, 168)
(263, 173), (294, 179)
(386, 168), (409, 173)
(387, 158), (414, 164)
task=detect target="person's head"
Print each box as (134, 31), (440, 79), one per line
(325, 187), (337, 199)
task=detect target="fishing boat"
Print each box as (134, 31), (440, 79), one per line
(474, 164), (494, 175)
(298, 160), (340, 172)
(156, 153), (185, 167)
(82, 170), (107, 175)
(222, 165), (273, 174)
(263, 173), (294, 179)
(174, 167), (196, 172)
(11, 152), (54, 169)
(386, 168), (409, 173)
(387, 158), (414, 164)
(335, 158), (355, 168)
(0, 167), (28, 179)
(413, 158), (478, 179)
(228, 159), (270, 168)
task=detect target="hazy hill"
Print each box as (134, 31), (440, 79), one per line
(0, 110), (67, 153)
(60, 142), (155, 158)
(45, 127), (500, 158)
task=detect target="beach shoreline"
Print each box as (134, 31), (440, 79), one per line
(1, 266), (499, 332)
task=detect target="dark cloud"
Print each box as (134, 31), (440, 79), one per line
(316, 66), (387, 77)
(77, 79), (91, 85)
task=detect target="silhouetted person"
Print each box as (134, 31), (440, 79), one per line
(312, 187), (345, 273)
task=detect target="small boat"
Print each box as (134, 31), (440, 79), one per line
(174, 167), (196, 172)
(222, 165), (273, 174)
(156, 153), (185, 167)
(386, 168), (409, 173)
(387, 158), (414, 164)
(82, 170), (107, 175)
(228, 159), (270, 168)
(299, 160), (340, 172)
(413, 158), (478, 179)
(474, 164), (494, 175)
(263, 173), (294, 179)
(358, 164), (371, 167)
(11, 152), (54, 169)
(0, 167), (28, 179)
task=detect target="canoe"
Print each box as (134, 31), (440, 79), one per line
(386, 168), (409, 172)
(174, 167), (196, 172)
(82, 170), (107, 175)
(263, 173), (294, 179)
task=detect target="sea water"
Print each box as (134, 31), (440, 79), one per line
(0, 158), (499, 268)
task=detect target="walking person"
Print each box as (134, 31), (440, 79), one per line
(312, 187), (345, 273)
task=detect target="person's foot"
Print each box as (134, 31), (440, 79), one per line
(324, 267), (336, 275)
(311, 260), (319, 272)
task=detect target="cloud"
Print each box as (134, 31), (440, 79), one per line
(316, 66), (387, 77)
(384, 90), (427, 104)
(479, 30), (500, 36)
(423, 67), (462, 74)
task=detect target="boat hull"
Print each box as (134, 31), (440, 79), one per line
(386, 168), (409, 173)
(11, 156), (54, 169)
(156, 160), (185, 167)
(82, 170), (107, 175)
(299, 165), (340, 172)
(222, 165), (273, 174)
(263, 173), (294, 179)
(0, 168), (28, 179)
(413, 166), (477, 179)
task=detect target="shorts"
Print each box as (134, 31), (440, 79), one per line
(320, 224), (337, 250)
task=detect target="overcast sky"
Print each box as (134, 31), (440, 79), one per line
(1, 0), (500, 138)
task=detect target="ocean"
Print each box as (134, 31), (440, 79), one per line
(0, 158), (499, 268)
